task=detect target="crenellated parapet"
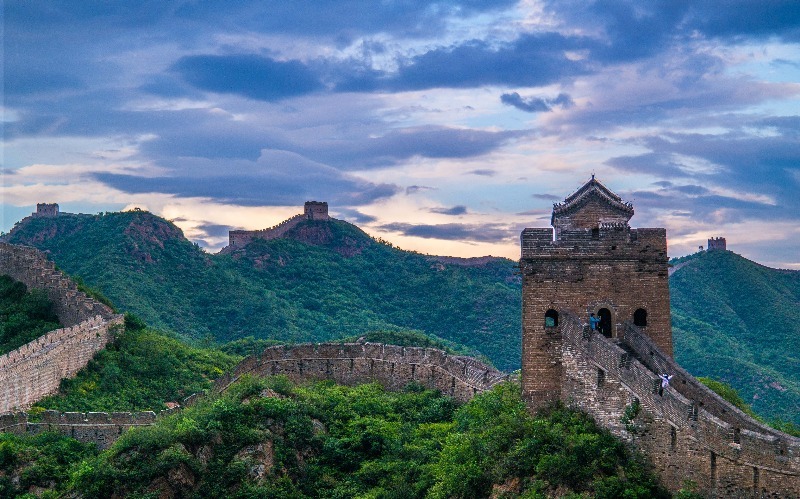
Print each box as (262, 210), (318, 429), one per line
(0, 243), (124, 412)
(558, 311), (800, 496)
(223, 201), (331, 252)
(0, 409), (167, 450)
(213, 342), (510, 403)
(0, 242), (116, 326)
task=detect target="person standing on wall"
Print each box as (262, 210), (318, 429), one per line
(589, 313), (600, 332)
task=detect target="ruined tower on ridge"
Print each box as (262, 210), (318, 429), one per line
(520, 176), (671, 407)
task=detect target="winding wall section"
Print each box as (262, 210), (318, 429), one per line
(213, 342), (510, 403)
(0, 243), (124, 413)
(558, 311), (799, 497)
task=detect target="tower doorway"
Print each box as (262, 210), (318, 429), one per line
(598, 308), (612, 338)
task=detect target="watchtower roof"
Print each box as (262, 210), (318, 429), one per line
(551, 175), (634, 227)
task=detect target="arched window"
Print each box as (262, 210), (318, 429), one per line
(633, 308), (647, 327)
(545, 309), (559, 327)
(598, 308), (612, 338)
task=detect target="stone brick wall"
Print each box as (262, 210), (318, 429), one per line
(558, 311), (800, 497)
(35, 203), (59, 217)
(0, 242), (116, 327)
(521, 224), (672, 409)
(0, 410), (163, 450)
(0, 243), (124, 412)
(304, 201), (329, 220)
(213, 342), (510, 403)
(708, 237), (727, 251)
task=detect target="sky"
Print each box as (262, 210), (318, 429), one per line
(3, 1), (800, 268)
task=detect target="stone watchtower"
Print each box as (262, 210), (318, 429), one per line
(304, 201), (329, 221)
(520, 176), (671, 408)
(35, 203), (59, 217)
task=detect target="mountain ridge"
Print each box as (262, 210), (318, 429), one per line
(3, 208), (798, 423)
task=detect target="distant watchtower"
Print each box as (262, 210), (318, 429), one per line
(520, 176), (671, 408)
(304, 201), (329, 221)
(35, 203), (59, 217)
(707, 237), (726, 251)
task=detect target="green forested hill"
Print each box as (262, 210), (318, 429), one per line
(670, 250), (800, 424)
(2, 211), (521, 370)
(4, 210), (798, 424)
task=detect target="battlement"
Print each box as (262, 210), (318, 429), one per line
(213, 342), (510, 404)
(34, 203), (59, 217)
(304, 201), (329, 220)
(521, 227), (668, 259)
(558, 312), (800, 496)
(0, 243), (124, 413)
(708, 236), (727, 251)
(0, 409), (168, 450)
(224, 201), (331, 251)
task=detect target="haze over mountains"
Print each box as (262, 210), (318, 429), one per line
(2, 209), (798, 424)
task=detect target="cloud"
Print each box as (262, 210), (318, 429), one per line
(430, 205), (468, 215)
(406, 185), (436, 194)
(467, 169), (496, 176)
(379, 222), (514, 242)
(335, 208), (377, 224)
(173, 55), (323, 101)
(93, 150), (401, 207)
(500, 92), (574, 113)
(335, 33), (588, 92)
(532, 193), (560, 201)
(197, 223), (235, 238)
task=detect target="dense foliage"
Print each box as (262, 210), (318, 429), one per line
(0, 275), (61, 355)
(33, 316), (240, 412)
(0, 432), (97, 498)
(60, 378), (668, 498)
(2, 211), (521, 370)
(670, 250), (800, 424)
(5, 210), (799, 423)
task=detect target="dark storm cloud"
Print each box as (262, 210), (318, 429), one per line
(430, 205), (468, 215)
(379, 222), (513, 242)
(500, 92), (574, 113)
(173, 55), (323, 101)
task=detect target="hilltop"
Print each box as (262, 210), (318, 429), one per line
(670, 249), (800, 423)
(2, 209), (521, 370)
(4, 207), (799, 424)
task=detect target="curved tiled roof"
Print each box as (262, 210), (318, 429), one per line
(551, 176), (634, 224)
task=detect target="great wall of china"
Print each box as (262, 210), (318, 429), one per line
(0, 243), (124, 414)
(1, 189), (799, 495)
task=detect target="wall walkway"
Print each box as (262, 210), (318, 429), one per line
(558, 311), (799, 497)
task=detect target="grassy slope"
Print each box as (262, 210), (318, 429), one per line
(670, 250), (800, 424)
(2, 212), (521, 370)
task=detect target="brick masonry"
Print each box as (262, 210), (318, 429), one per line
(0, 410), (165, 450)
(521, 178), (799, 496)
(224, 201), (330, 251)
(0, 243), (124, 413)
(213, 342), (510, 404)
